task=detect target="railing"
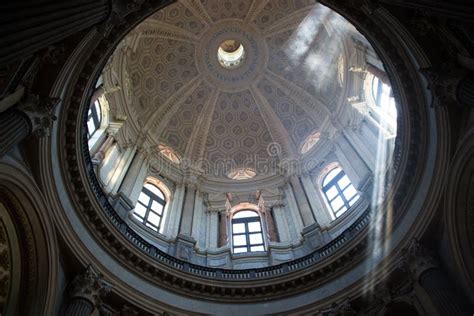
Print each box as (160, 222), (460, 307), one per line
(84, 152), (372, 281)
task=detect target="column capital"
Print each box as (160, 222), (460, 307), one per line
(68, 265), (113, 307)
(420, 63), (467, 107)
(17, 94), (60, 137)
(399, 239), (438, 280)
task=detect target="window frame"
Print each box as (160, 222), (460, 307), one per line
(87, 100), (102, 139)
(322, 167), (360, 219)
(231, 210), (265, 254)
(133, 183), (167, 232)
(364, 73), (397, 136)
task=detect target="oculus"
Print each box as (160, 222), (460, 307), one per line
(217, 39), (245, 69)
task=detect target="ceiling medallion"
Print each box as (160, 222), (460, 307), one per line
(196, 20), (268, 92)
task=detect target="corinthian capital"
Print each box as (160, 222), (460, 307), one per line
(68, 265), (113, 306)
(17, 94), (59, 137)
(399, 239), (438, 280)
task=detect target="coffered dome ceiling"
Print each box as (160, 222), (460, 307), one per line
(106, 0), (357, 180)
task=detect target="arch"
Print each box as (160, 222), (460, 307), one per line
(320, 164), (360, 219)
(0, 163), (58, 315)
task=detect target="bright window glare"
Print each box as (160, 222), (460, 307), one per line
(322, 167), (360, 219)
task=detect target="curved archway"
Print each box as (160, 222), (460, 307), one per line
(0, 163), (59, 315)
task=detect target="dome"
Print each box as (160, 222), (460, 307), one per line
(83, 0), (402, 273)
(2, 0), (474, 315)
(102, 1), (371, 184)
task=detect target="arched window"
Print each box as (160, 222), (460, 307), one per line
(322, 167), (360, 219)
(371, 76), (397, 123)
(133, 183), (167, 232)
(231, 210), (265, 253)
(87, 100), (102, 139)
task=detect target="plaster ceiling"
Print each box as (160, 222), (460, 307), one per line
(112, 0), (350, 179)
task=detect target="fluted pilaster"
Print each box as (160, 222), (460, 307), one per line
(0, 110), (30, 157)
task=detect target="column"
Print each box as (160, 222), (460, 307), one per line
(290, 176), (316, 227)
(0, 110), (31, 157)
(118, 150), (147, 204)
(404, 240), (469, 315)
(264, 208), (278, 242)
(207, 210), (219, 249)
(163, 183), (184, 237)
(334, 133), (370, 188)
(284, 184), (304, 240)
(108, 146), (135, 194)
(272, 205), (290, 243)
(191, 190), (206, 248)
(178, 185), (196, 236)
(300, 174), (332, 227)
(218, 210), (228, 247)
(0, 95), (57, 157)
(343, 128), (377, 173)
(64, 265), (112, 316)
(0, 0), (110, 65)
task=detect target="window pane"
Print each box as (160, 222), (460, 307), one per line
(326, 186), (338, 200)
(233, 235), (247, 246)
(331, 196), (344, 211)
(248, 221), (261, 232)
(251, 246), (265, 252)
(323, 168), (341, 187)
(146, 222), (158, 231)
(349, 195), (360, 206)
(343, 185), (357, 201)
(338, 175), (350, 189)
(94, 100), (101, 120)
(134, 204), (147, 217)
(232, 223), (245, 234)
(147, 211), (161, 226)
(144, 183), (165, 200)
(132, 213), (143, 221)
(233, 247), (247, 253)
(151, 201), (163, 214)
(249, 233), (263, 245)
(233, 210), (258, 219)
(138, 192), (150, 205)
(335, 206), (347, 217)
(372, 77), (380, 99)
(87, 119), (96, 135)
